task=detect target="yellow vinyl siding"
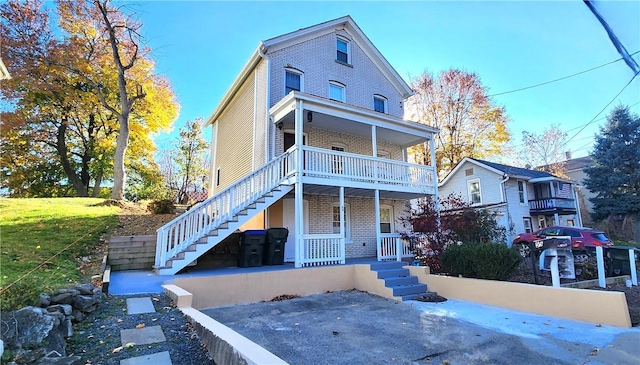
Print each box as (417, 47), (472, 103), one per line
(254, 60), (268, 167)
(214, 75), (256, 192)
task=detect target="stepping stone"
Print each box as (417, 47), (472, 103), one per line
(120, 351), (172, 365)
(121, 325), (166, 346)
(126, 297), (156, 315)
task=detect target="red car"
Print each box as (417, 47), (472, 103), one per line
(512, 226), (613, 257)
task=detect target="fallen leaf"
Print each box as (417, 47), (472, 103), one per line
(112, 346), (123, 353)
(87, 335), (94, 339)
(117, 319), (123, 323)
(136, 323), (145, 329)
(152, 297), (159, 301)
(124, 342), (135, 348)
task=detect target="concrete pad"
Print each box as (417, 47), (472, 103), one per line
(126, 297), (156, 315)
(120, 351), (172, 365)
(121, 325), (166, 346)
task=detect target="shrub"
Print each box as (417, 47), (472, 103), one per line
(147, 199), (175, 214)
(440, 242), (522, 281)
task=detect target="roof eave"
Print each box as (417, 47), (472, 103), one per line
(205, 43), (266, 126)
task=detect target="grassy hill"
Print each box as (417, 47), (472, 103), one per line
(0, 198), (119, 311)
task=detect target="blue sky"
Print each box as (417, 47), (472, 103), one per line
(137, 1), (640, 162)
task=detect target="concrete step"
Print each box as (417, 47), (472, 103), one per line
(390, 283), (427, 297)
(376, 268), (409, 279)
(369, 261), (406, 271)
(383, 276), (418, 287)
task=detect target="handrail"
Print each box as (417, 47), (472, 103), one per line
(155, 150), (294, 267)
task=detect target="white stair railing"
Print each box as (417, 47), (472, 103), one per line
(155, 151), (294, 268)
(379, 233), (413, 261)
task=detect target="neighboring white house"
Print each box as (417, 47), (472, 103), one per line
(438, 158), (583, 244)
(154, 16), (439, 274)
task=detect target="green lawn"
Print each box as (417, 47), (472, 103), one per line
(0, 198), (119, 311)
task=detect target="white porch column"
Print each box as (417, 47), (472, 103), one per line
(375, 189), (381, 261)
(294, 99), (304, 268)
(371, 125), (378, 182)
(573, 186), (583, 227)
(429, 136), (439, 228)
(339, 186), (346, 264)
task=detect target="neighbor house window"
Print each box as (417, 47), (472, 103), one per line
(329, 81), (345, 102)
(523, 217), (532, 233)
(567, 219), (575, 226)
(332, 203), (351, 242)
(517, 180), (526, 204)
(467, 179), (481, 205)
(336, 36), (350, 64)
(373, 95), (387, 113)
(285, 68), (302, 94)
(380, 205), (394, 233)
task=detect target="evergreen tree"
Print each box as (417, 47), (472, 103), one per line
(584, 105), (640, 221)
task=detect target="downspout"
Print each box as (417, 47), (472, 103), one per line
(573, 184), (583, 227)
(500, 174), (511, 245)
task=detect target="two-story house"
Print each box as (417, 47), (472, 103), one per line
(154, 16), (439, 275)
(438, 158), (583, 244)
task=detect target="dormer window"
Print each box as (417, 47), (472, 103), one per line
(329, 81), (345, 102)
(374, 95), (387, 113)
(285, 68), (302, 94)
(336, 36), (350, 64)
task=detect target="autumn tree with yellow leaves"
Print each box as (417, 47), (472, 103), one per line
(1, 0), (178, 198)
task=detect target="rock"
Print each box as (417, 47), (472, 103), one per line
(44, 326), (66, 357)
(50, 293), (74, 305)
(69, 309), (83, 323)
(14, 348), (46, 364)
(46, 304), (72, 316)
(82, 304), (97, 313)
(35, 294), (51, 308)
(1, 307), (56, 350)
(34, 355), (83, 365)
(71, 295), (95, 310)
(74, 284), (93, 296)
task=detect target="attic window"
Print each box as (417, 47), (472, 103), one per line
(465, 168), (474, 176)
(329, 81), (345, 102)
(285, 68), (302, 94)
(374, 95), (387, 113)
(336, 36), (350, 64)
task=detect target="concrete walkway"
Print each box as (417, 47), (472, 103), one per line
(120, 297), (172, 365)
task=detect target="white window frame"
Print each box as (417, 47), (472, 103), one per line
(467, 179), (482, 205)
(284, 68), (303, 95)
(336, 36), (350, 64)
(332, 203), (351, 243)
(373, 95), (388, 113)
(329, 81), (345, 102)
(517, 180), (527, 204)
(523, 217), (532, 233)
(379, 204), (394, 234)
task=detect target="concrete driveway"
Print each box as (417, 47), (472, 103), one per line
(202, 290), (640, 365)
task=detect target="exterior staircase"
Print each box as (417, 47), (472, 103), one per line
(154, 151), (295, 275)
(369, 261), (433, 301)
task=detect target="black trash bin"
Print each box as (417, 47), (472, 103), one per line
(238, 230), (266, 268)
(263, 228), (289, 265)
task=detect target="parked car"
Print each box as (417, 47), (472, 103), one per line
(512, 226), (613, 258)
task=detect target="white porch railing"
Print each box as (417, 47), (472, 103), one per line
(302, 146), (435, 190)
(155, 151), (294, 268)
(301, 234), (345, 267)
(379, 233), (414, 261)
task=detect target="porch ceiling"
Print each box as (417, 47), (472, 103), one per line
(301, 184), (428, 200)
(271, 92), (437, 148)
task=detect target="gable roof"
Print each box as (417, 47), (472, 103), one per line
(540, 156), (594, 173)
(439, 157), (564, 186)
(206, 15), (413, 125)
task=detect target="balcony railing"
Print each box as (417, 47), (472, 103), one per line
(528, 198), (577, 211)
(378, 233), (414, 261)
(298, 145), (435, 191)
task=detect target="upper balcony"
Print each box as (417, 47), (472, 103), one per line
(271, 91), (438, 199)
(528, 197), (577, 215)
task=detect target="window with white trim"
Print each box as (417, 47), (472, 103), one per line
(284, 68), (302, 94)
(329, 81), (345, 102)
(517, 180), (526, 204)
(332, 203), (351, 242)
(467, 179), (481, 205)
(380, 205), (394, 233)
(523, 217), (532, 233)
(336, 36), (350, 64)
(331, 143), (346, 174)
(373, 95), (387, 113)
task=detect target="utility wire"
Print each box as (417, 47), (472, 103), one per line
(563, 73), (639, 147)
(488, 50), (639, 98)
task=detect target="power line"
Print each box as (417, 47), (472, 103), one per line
(563, 73), (639, 148)
(488, 50), (639, 98)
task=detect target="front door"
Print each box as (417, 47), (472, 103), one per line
(283, 198), (309, 262)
